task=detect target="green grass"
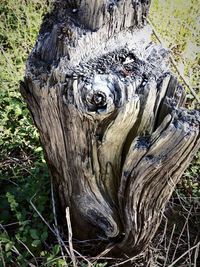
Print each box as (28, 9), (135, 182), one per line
(0, 0), (199, 266)
(150, 0), (200, 108)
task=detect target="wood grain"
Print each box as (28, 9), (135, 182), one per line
(21, 0), (200, 256)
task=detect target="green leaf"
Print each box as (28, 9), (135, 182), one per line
(52, 244), (60, 256)
(57, 259), (67, 266)
(31, 239), (41, 247)
(15, 105), (22, 116)
(41, 231), (48, 241)
(35, 146), (43, 152)
(30, 229), (39, 240)
(5, 242), (13, 252)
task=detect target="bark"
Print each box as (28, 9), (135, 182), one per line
(21, 0), (200, 256)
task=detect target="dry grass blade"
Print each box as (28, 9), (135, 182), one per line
(30, 194), (71, 257)
(186, 215), (192, 266)
(110, 254), (142, 267)
(171, 206), (192, 263)
(30, 195), (92, 265)
(194, 242), (199, 267)
(66, 207), (78, 267)
(169, 56), (200, 105)
(168, 241), (200, 267)
(30, 195), (59, 235)
(91, 243), (116, 264)
(31, 188), (92, 266)
(155, 215), (168, 250)
(147, 18), (200, 105)
(0, 224), (35, 267)
(17, 238), (38, 267)
(163, 223), (176, 267)
(51, 177), (68, 265)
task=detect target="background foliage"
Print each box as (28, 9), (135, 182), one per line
(150, 0), (200, 109)
(0, 0), (199, 266)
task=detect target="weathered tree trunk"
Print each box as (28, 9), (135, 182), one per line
(21, 0), (200, 257)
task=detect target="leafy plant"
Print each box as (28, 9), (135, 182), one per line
(0, 1), (55, 266)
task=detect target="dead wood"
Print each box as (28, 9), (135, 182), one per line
(20, 0), (200, 256)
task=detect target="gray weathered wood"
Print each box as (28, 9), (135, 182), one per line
(21, 0), (200, 257)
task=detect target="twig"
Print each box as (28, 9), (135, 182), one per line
(65, 207), (78, 267)
(30, 195), (59, 237)
(17, 238), (38, 267)
(147, 18), (200, 105)
(0, 243), (6, 267)
(158, 216), (168, 249)
(0, 178), (19, 187)
(163, 223), (176, 267)
(194, 242), (199, 267)
(2, 221), (31, 228)
(169, 56), (200, 105)
(186, 215), (192, 266)
(44, 256), (68, 266)
(175, 191), (191, 213)
(171, 206), (192, 262)
(51, 177), (68, 265)
(30, 194), (71, 257)
(110, 254), (142, 267)
(91, 243), (116, 264)
(0, 224), (33, 267)
(30, 194), (92, 265)
(168, 242), (200, 267)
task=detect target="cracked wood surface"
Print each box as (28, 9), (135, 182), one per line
(21, 0), (200, 256)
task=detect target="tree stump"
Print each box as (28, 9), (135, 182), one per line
(21, 0), (200, 256)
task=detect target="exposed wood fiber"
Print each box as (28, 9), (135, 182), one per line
(21, 0), (200, 256)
